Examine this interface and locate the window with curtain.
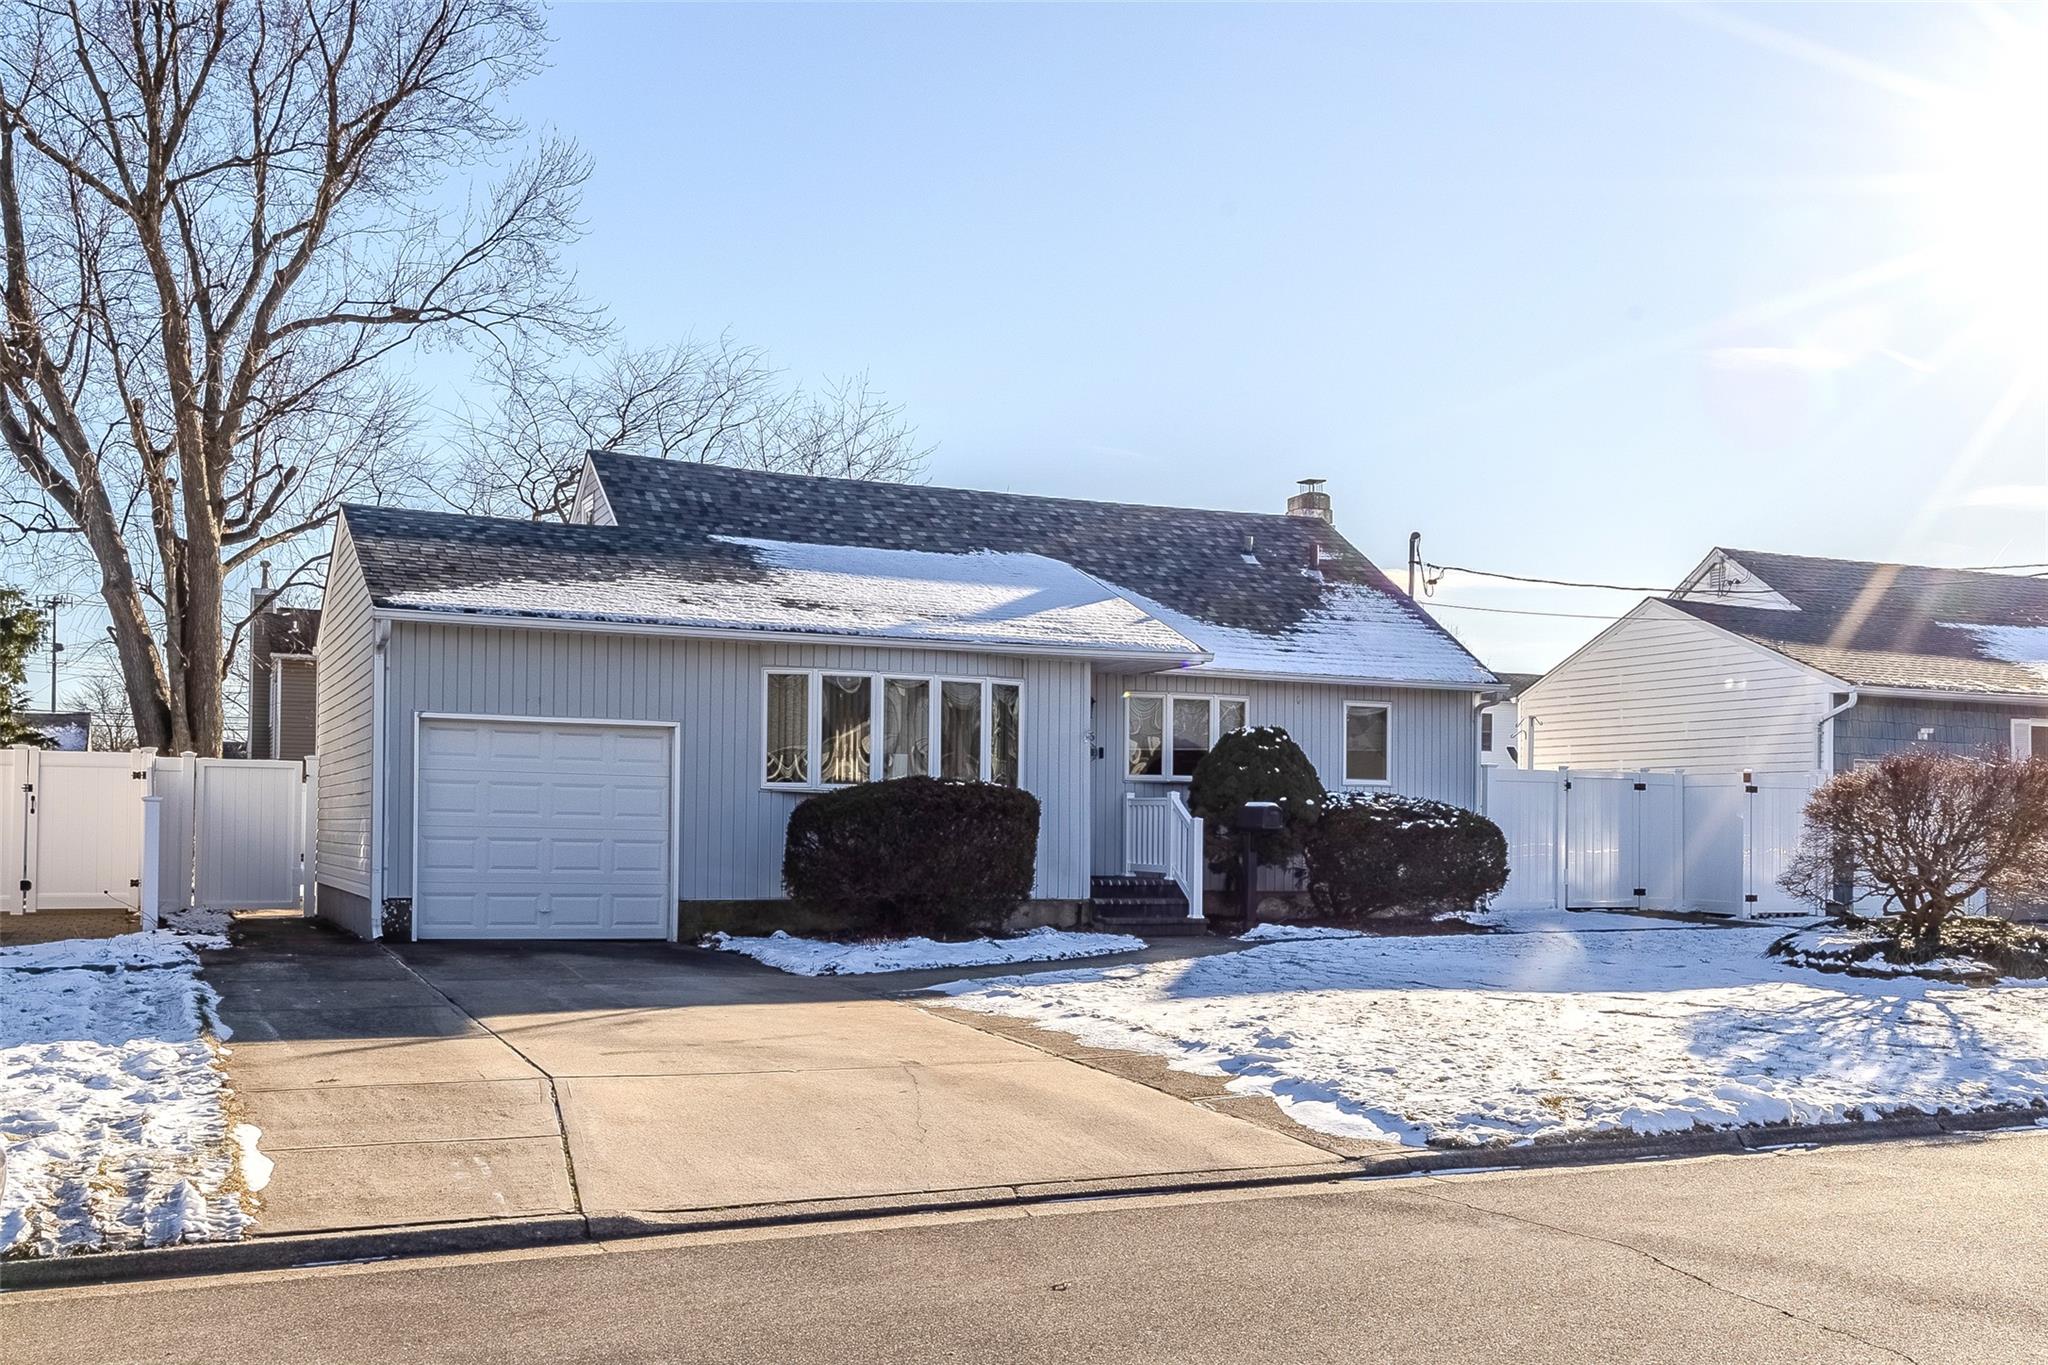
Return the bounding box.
[820,675,872,784]
[1127,693,1248,779]
[882,679,930,778]
[1345,703,1391,784]
[765,673,809,784]
[1126,695,1164,776]
[940,681,982,781]
[767,671,1020,789]
[990,683,1021,787]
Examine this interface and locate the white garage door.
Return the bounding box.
[415,718,674,940]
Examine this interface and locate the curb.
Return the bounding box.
[6,1108,2042,1291]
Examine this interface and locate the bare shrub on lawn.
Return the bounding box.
[1781,749,2048,943]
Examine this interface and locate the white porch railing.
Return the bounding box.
[1124,791,1205,919]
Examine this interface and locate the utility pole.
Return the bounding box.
[39,595,69,712]
[1407,532,1422,598]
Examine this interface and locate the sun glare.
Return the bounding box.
[1920,22,2048,352]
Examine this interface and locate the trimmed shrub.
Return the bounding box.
[782,777,1040,938]
[1187,726,1324,882]
[1302,793,1508,922]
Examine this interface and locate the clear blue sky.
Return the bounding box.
[493,3,2045,674]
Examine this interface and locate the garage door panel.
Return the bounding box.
[416,719,674,940]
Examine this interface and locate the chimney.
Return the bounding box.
[1286,478,1333,526]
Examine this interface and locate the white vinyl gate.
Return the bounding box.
[1,744,316,927]
[1487,766,1820,917]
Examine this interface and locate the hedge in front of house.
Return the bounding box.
[1302,792,1508,922]
[781,777,1041,938]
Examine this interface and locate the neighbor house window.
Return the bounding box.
[1127,693,1250,780]
[766,670,1021,789]
[1344,703,1391,784]
[1480,712,1494,752]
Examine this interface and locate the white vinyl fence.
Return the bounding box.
[1,745,317,929]
[1485,766,1821,917]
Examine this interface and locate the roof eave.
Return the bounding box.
[368,604,1212,669]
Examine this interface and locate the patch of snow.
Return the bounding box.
[234,1124,273,1193]
[1,933,252,1256]
[390,537,1205,660]
[1942,622,2048,683]
[703,926,1146,976]
[933,922,2048,1147]
[1103,578,1493,687]
[164,906,234,939]
[1237,923,1365,943]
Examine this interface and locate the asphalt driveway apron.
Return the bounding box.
[205,919,1325,1236]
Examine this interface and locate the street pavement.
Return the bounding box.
[11,1128,2045,1363]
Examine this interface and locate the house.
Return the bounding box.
[1478,672,1540,767]
[19,709,91,751]
[310,452,1498,942]
[1518,548,2048,776]
[247,589,319,762]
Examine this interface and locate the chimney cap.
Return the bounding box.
[1297,478,1326,491]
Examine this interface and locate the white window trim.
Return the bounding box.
[1123,691,1250,783]
[1342,701,1394,786]
[761,668,1024,792]
[2011,718,2048,759]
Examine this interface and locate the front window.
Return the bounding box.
[1127,693,1249,780]
[767,670,1021,788]
[820,675,873,784]
[1345,703,1391,784]
[766,673,810,784]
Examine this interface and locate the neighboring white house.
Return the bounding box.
[1478,672,1540,767]
[1518,547,2048,776]
[310,453,1501,942]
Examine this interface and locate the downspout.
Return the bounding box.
[1473,694,1492,813]
[369,619,391,940]
[1817,690,1858,773]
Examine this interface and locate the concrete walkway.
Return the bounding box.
[205,918,1325,1236]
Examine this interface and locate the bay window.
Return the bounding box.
[765,670,1022,789]
[1126,692,1249,780]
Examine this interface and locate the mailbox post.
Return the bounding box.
[1235,801,1285,928]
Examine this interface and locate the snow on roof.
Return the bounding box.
[1104,577,1497,686]
[379,529,1205,659]
[1941,623,2048,684]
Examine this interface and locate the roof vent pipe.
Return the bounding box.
[1286,478,1334,526]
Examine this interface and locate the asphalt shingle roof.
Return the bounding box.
[338,453,1496,687]
[1666,549,2048,697]
[584,453,1495,686]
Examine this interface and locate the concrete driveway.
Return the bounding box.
[206,918,1327,1236]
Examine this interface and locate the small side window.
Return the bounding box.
[1344,703,1390,784]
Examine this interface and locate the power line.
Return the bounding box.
[1421,601,1623,621]
[1424,564,1778,596]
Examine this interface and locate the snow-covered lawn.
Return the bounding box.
[1,929,259,1258]
[932,918,2048,1147]
[703,926,1146,976]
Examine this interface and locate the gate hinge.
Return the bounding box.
[17,879,28,894]
[1633,887,1648,897]
[1744,894,1759,903]
[1744,784,1759,794]
[129,878,141,888]
[1562,780,1572,790]
[1632,782,1647,791]
[131,770,147,780]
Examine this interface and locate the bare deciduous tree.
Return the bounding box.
[1781,749,2048,940]
[450,337,930,522]
[0,0,592,754]
[68,669,134,751]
